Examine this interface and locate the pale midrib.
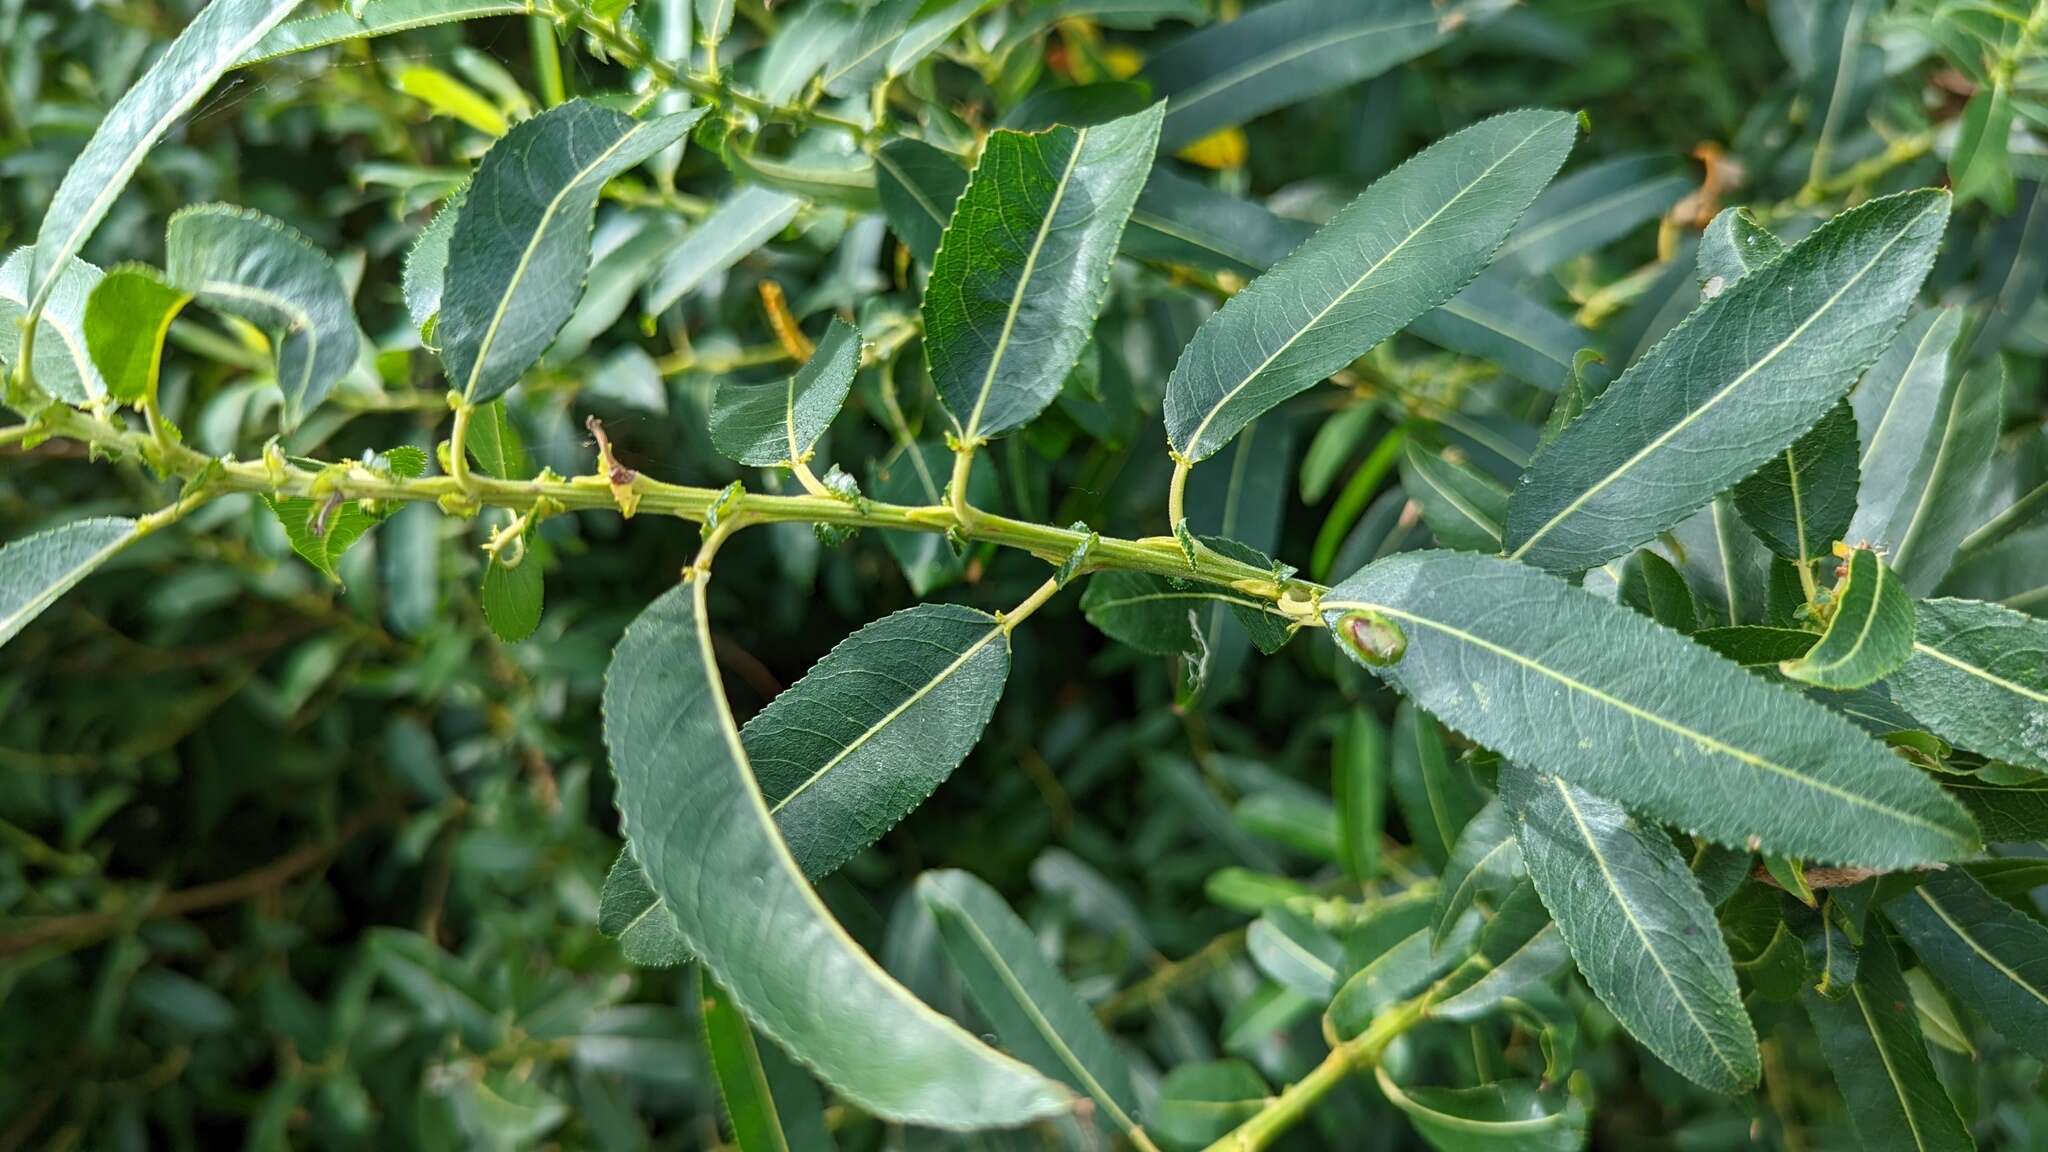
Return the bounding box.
[1892,369,1975,574]
[943,902,1139,1133]
[1812,0,1867,173]
[34,10,287,312]
[1850,982,1933,1152]
[462,123,653,399]
[1510,200,1939,562]
[198,279,318,402]
[1797,559,1888,677]
[1712,499,1742,625]
[1420,459,1503,541]
[1319,596,1959,837]
[1500,174,1685,263]
[1787,443,1811,567]
[1442,838,1517,930]
[874,148,949,228]
[1915,888,2048,1008]
[1163,14,1437,122]
[1437,292,1569,376]
[1554,780,1747,1085]
[1912,641,2048,705]
[1259,921,1337,985]
[1129,208,1268,271]
[768,626,1003,815]
[1181,119,1556,459]
[964,129,1090,440]
[1093,590,1277,615]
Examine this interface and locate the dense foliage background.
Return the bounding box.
[3,0,2047,1148]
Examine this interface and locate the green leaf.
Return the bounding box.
[724,135,879,213]
[1616,549,1700,634]
[1951,83,2016,212]
[1126,165,1312,277]
[924,103,1163,443]
[1327,918,1473,1038]
[1889,598,2048,773]
[1696,205,1787,295]
[1235,792,1340,861]
[0,517,137,651]
[917,869,1142,1136]
[1323,551,1977,867]
[874,139,967,267]
[237,0,535,65]
[1505,190,1950,572]
[26,0,302,323]
[1374,1068,1589,1152]
[1942,773,2048,843]
[699,968,835,1152]
[1500,763,1760,1094]
[1247,905,1346,1001]
[1850,308,1963,542]
[482,553,543,643]
[1692,625,1818,667]
[1871,360,2004,596]
[818,0,919,97]
[464,399,528,480]
[263,449,425,581]
[710,319,861,468]
[604,581,1070,1125]
[1153,1059,1270,1148]
[1142,0,1460,151]
[1411,274,1597,391]
[1401,442,1510,553]
[1882,868,2048,1061]
[868,441,992,595]
[1390,699,1485,868]
[1802,925,1973,1152]
[1733,401,1860,567]
[165,204,359,429]
[645,186,801,313]
[84,266,191,406]
[1186,420,1296,695]
[0,249,106,405]
[1165,110,1576,463]
[440,100,703,403]
[403,187,464,338]
[1334,708,1388,884]
[1435,800,1525,955]
[1500,152,1693,276]
[1780,547,1913,690]
[1080,572,1286,660]
[598,847,691,967]
[1432,882,1570,1021]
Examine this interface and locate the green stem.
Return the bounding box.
[1198,995,1429,1152]
[448,401,477,493]
[529,14,569,107]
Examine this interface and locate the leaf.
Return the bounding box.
[1126,164,1313,277]
[165,205,359,429]
[917,869,1142,1136]
[1850,308,1964,542]
[1411,273,1597,391]
[403,188,465,338]
[598,848,691,967]
[1390,699,1485,868]
[1871,360,2004,596]
[1080,572,1284,660]
[604,581,1070,1125]
[396,65,509,136]
[710,319,862,468]
[264,449,426,581]
[1882,868,2048,1061]
[1235,792,1339,861]
[817,0,919,96]
[1500,763,1759,1094]
[874,139,967,267]
[439,100,703,404]
[1432,882,1571,1020]
[1435,800,1525,955]
[724,135,879,212]
[26,0,302,322]
[699,969,835,1152]
[1733,401,1860,567]
[1374,1068,1589,1152]
[1154,1060,1270,1148]
[0,517,137,651]
[1802,925,1973,1152]
[1186,419,1296,695]
[886,0,994,79]
[1247,906,1346,1001]
[1889,598,2048,773]
[1942,774,2048,843]
[84,266,192,407]
[1499,152,1693,276]
[1323,551,1977,867]
[240,0,533,64]
[1334,709,1387,884]
[1780,547,1913,690]
[1326,917,1474,1038]
[1400,443,1510,552]
[924,103,1163,444]
[1692,625,1818,667]
[0,249,106,405]
[868,441,991,595]
[482,553,543,643]
[1951,83,2016,212]
[1164,110,1576,463]
[1505,190,1950,572]
[645,186,802,314]
[1142,0,1458,152]
[1617,549,1700,634]
[464,399,528,480]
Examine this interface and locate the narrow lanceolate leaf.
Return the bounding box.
[874,139,967,267]
[1883,868,2048,1061]
[1889,598,2048,773]
[403,187,464,338]
[0,517,137,651]
[1501,764,1760,1094]
[1781,547,1913,690]
[165,205,358,429]
[604,581,1070,1125]
[1154,1061,1269,1148]
[1142,0,1454,151]
[84,267,191,406]
[1126,165,1312,277]
[1433,882,1571,1020]
[1618,549,1701,634]
[0,249,106,405]
[1334,709,1387,884]
[599,848,691,967]
[1506,190,1950,572]
[26,0,301,318]
[1247,906,1346,1001]
[1697,205,1787,294]
[1733,401,1860,567]
[924,104,1163,444]
[1803,926,1974,1152]
[1391,699,1485,868]
[699,969,835,1152]
[1500,152,1693,276]
[1851,308,1963,538]
[917,870,1141,1137]
[1873,361,2003,597]
[1164,110,1576,463]
[1411,273,1595,391]
[645,186,801,313]
[440,100,703,404]
[1400,442,1510,552]
[1080,572,1285,659]
[1323,551,1978,867]
[1374,1068,1588,1152]
[711,319,861,468]
[1943,774,2048,844]
[237,0,536,66]
[1434,800,1524,954]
